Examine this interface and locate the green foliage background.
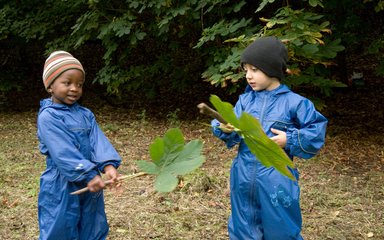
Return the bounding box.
[1,0,383,108]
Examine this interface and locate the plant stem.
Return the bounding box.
[70,172,147,195]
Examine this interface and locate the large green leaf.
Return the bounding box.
[137,128,205,192]
[210,95,295,180]
[210,95,239,127]
[163,128,185,148]
[149,137,164,165]
[148,128,185,169]
[154,172,179,193]
[164,140,205,175]
[136,160,159,175]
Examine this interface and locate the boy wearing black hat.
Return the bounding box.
[211,37,328,239]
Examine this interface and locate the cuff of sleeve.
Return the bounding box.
[225,132,241,148]
[98,161,120,173]
[285,129,294,152]
[84,170,98,183]
[211,119,240,148]
[211,119,220,128]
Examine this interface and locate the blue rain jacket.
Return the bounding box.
[212,84,327,239]
[37,98,121,240]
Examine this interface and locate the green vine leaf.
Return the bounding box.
[137,128,205,192]
[210,95,296,180]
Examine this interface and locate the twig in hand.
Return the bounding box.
[70,172,147,195]
[197,103,227,124]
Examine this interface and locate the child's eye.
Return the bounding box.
[242,64,258,72]
[243,67,258,73]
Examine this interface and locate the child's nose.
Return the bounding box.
[245,70,251,79]
[70,85,80,91]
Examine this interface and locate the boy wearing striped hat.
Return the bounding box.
[37,51,121,239]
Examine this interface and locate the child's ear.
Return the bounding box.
[47,88,53,93]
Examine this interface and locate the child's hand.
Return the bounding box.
[87,175,105,192]
[103,165,120,190]
[270,128,287,148]
[219,123,235,133]
[104,165,118,182]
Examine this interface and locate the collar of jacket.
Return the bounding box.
[245,84,290,95]
[39,98,79,113]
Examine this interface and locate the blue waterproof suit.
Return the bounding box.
[37,98,121,240]
[212,85,327,239]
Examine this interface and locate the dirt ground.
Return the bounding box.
[0,70,383,239]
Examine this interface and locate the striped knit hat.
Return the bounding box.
[42,51,85,89]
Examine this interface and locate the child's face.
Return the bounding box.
[243,63,280,91]
[48,69,84,105]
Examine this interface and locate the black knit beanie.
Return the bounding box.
[240,36,288,81]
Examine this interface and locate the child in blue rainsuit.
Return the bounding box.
[37,51,122,240]
[211,37,328,239]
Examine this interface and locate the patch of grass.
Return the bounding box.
[0,111,43,239]
[0,109,383,239]
[298,151,384,240]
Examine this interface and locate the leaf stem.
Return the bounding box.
[69,172,147,195]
